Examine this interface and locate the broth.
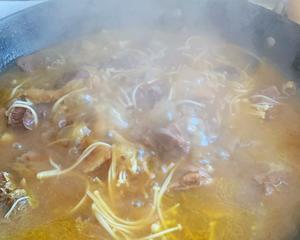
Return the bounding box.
[0,29,300,240]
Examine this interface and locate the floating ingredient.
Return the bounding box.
[0,172,31,222]
[6,99,38,130]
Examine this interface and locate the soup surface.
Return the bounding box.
[0,29,300,240]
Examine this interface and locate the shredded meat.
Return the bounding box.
[0,172,31,221]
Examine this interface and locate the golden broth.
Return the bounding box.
[0,30,300,240]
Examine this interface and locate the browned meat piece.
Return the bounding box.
[156,124,190,154]
[135,81,168,110]
[0,172,31,221]
[6,99,38,130]
[254,171,288,196]
[143,123,190,157]
[171,160,214,191]
[16,53,46,72]
[182,172,204,185]
[7,107,26,128]
[172,168,213,190]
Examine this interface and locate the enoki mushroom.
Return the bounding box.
[88,165,181,240]
[37,141,112,179]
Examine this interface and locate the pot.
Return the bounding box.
[1,0,300,238]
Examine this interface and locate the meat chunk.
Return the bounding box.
[156,124,190,154]
[143,123,190,157]
[135,81,168,110]
[172,163,214,190]
[7,107,26,128]
[254,171,288,196]
[6,99,38,130]
[172,168,213,190]
[0,172,31,221]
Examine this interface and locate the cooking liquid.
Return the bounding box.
[0,30,300,240]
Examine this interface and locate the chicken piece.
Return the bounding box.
[0,172,31,221]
